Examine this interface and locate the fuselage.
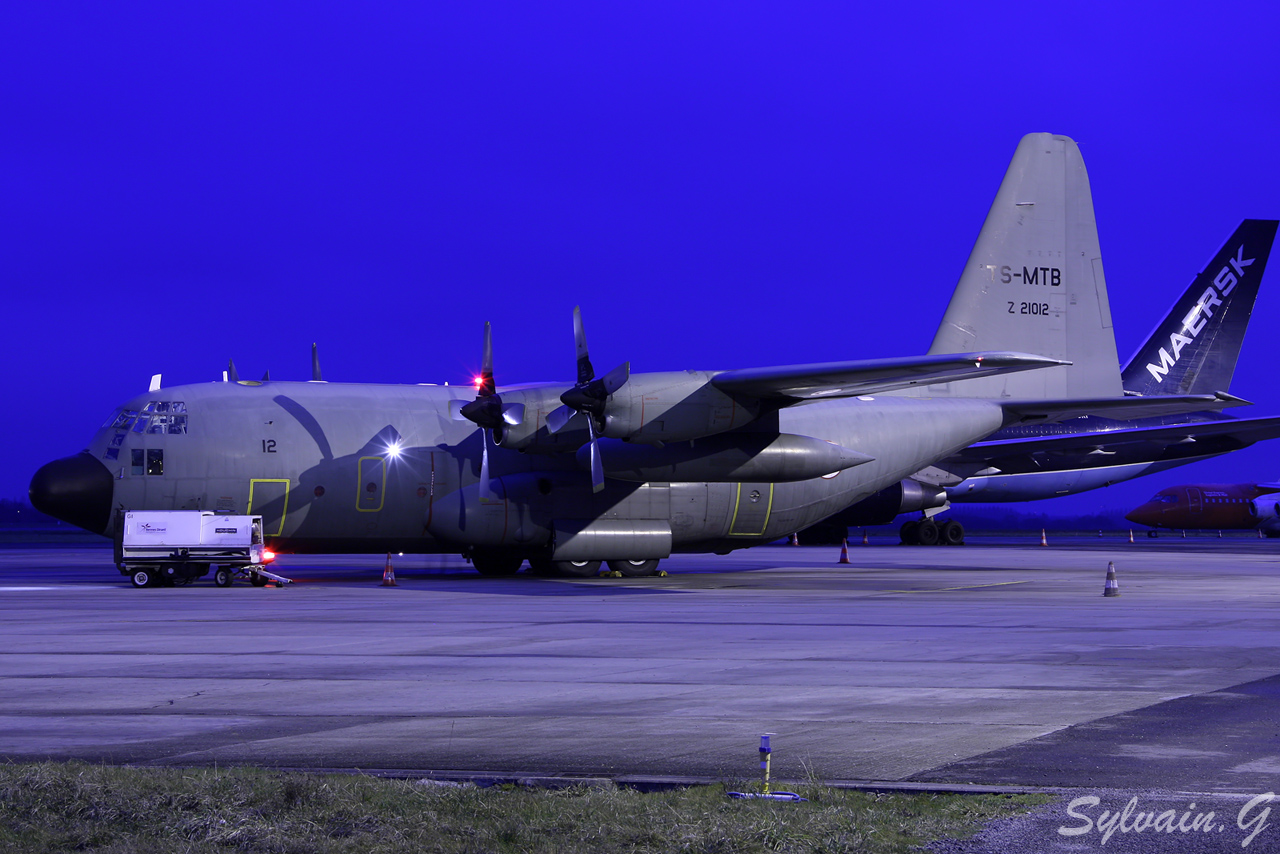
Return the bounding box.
[32,377,1007,558]
[945,411,1242,502]
[1125,483,1280,532]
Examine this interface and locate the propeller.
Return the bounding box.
[311,343,323,381]
[451,322,524,501]
[546,306,629,493]
[227,359,240,382]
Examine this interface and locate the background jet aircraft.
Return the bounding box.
[824,132,1279,545]
[1126,482,1280,537]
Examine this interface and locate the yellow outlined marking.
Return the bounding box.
[247,478,290,537]
[356,455,386,512]
[728,483,774,536]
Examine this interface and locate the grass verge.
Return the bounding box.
[0,761,1048,853]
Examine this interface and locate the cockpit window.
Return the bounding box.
[105,410,139,430]
[112,402,187,435]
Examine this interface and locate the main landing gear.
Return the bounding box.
[899,518,965,546]
[469,550,664,578]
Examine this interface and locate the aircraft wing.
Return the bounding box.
[953,413,1280,462]
[710,351,1068,401]
[999,391,1250,425]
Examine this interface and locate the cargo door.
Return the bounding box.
[728,482,773,536]
[248,478,290,537]
[357,456,386,512]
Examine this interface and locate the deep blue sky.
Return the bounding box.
[5,4,1280,517]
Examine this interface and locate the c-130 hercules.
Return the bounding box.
[30,134,1241,577]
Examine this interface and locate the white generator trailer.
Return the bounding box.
[114,511,288,588]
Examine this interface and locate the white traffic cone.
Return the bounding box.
[1128,529,1134,544]
[382,552,397,587]
[1040,528,1047,546]
[1103,561,1120,597]
[861,529,869,545]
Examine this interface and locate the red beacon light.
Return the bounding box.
[261,549,277,563]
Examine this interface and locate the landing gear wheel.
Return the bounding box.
[250,572,268,587]
[940,520,965,546]
[915,519,939,546]
[214,567,233,587]
[130,569,155,588]
[553,559,602,578]
[472,553,524,576]
[606,558,660,577]
[899,520,919,545]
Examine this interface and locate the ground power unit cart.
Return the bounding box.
[114,511,288,588]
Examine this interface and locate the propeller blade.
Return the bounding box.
[501,403,525,426]
[478,430,494,502]
[311,343,323,381]
[476,321,495,396]
[262,369,270,381]
[587,418,604,493]
[228,359,240,382]
[573,305,595,385]
[600,361,630,395]
[547,404,582,434]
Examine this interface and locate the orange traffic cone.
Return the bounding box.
[1260,529,1266,539]
[1128,529,1134,544]
[861,529,869,545]
[790,532,799,546]
[1040,528,1048,546]
[1103,561,1120,597]
[838,539,850,564]
[382,552,397,587]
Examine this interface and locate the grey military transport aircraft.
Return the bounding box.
[29,133,1245,577]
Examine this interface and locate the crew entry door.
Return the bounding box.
[728,483,773,537]
[357,456,386,512]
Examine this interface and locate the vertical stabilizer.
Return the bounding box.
[1121,219,1277,396]
[927,133,1121,399]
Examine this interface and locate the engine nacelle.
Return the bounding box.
[830,479,949,526]
[1250,495,1280,523]
[600,371,759,443]
[581,433,872,483]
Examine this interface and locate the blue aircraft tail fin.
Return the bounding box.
[1122,219,1278,396]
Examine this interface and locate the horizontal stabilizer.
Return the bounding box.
[957,413,1280,462]
[1000,391,1248,426]
[711,351,1068,401]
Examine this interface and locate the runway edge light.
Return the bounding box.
[727,733,806,802]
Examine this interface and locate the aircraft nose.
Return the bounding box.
[29,452,114,536]
[1124,504,1157,527]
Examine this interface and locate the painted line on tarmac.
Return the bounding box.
[0,586,115,591]
[880,580,1031,594]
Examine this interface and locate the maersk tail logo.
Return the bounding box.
[1145,244,1255,382]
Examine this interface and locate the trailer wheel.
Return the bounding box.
[130,568,155,588]
[250,572,268,587]
[214,567,233,587]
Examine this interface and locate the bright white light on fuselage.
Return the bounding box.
[387,441,402,459]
